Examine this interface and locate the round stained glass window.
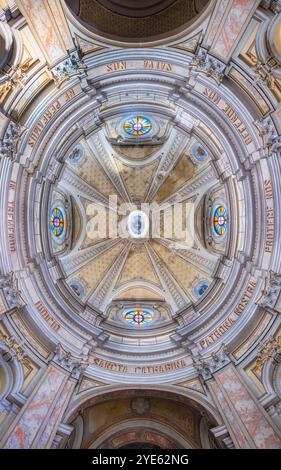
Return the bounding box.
[68,145,84,164]
[50,208,64,237]
[194,280,209,298]
[69,280,85,298]
[193,143,207,161]
[123,309,153,327]
[124,116,152,136]
[213,206,228,236]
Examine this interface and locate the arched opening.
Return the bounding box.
[63,385,222,449]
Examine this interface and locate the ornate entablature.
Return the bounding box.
[0,0,281,450]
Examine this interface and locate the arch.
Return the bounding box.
[64,383,222,425]
[88,419,193,449]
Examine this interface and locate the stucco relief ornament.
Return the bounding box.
[0,332,28,364]
[259,272,281,309]
[0,120,21,161]
[256,335,281,368]
[130,397,151,415]
[191,48,226,84]
[0,272,23,309]
[51,49,86,86]
[53,344,89,379]
[253,58,281,99]
[261,0,281,13]
[256,116,281,156]
[193,344,231,381]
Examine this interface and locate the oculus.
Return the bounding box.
[50,208,64,237]
[213,206,228,236]
[68,145,84,164]
[194,280,209,297]
[69,280,85,298]
[192,143,207,162]
[123,309,153,327]
[128,210,149,238]
[124,116,152,136]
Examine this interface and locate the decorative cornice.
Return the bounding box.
[0,273,23,309]
[0,120,22,161]
[191,48,226,84]
[52,344,88,379]
[259,272,281,309]
[260,0,281,14]
[192,344,231,381]
[0,331,28,364]
[51,49,87,86]
[256,116,281,156]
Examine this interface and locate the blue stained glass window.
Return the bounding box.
[69,280,85,298]
[124,116,152,136]
[193,143,207,161]
[213,206,228,236]
[123,309,153,327]
[50,208,64,236]
[194,280,209,298]
[68,145,84,164]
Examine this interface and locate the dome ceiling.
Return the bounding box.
[93,0,178,17]
[0,0,280,395]
[54,114,221,320]
[65,0,211,43]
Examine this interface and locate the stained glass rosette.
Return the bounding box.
[213,206,228,236]
[50,208,64,237]
[124,116,152,136]
[123,309,153,327]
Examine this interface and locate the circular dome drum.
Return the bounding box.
[65,0,212,44]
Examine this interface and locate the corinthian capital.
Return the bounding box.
[53,344,89,379]
[193,344,231,381]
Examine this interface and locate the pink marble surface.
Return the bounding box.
[4,366,65,448]
[47,0,73,50]
[216,365,281,449]
[36,380,74,448]
[212,0,257,59]
[209,380,251,448]
[206,0,228,47]
[20,0,66,63]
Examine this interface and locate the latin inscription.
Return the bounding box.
[106,60,173,73]
[28,88,76,148]
[199,281,257,348]
[264,179,274,253]
[35,301,60,332]
[7,201,16,252]
[92,357,186,374]
[203,87,253,146]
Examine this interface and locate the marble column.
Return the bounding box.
[0,345,87,449]
[194,346,281,449]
